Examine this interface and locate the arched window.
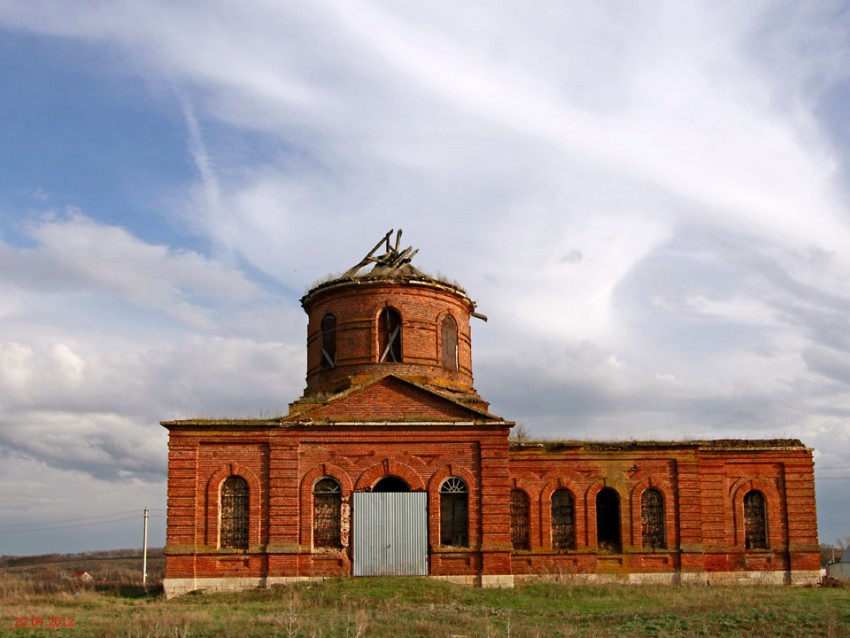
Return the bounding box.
[440,477,469,547]
[641,488,666,549]
[378,308,402,362]
[220,476,249,549]
[510,489,530,550]
[744,490,768,549]
[551,489,575,550]
[313,477,342,548]
[320,314,336,370]
[441,315,458,371]
[596,488,621,553]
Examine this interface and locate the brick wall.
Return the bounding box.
[162,268,819,594]
[296,376,484,422]
[164,427,819,586]
[300,280,477,396]
[506,442,820,578]
[164,422,514,582]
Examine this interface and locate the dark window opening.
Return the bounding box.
[320,314,336,370]
[744,490,768,549]
[551,489,575,550]
[220,476,249,549]
[441,315,458,371]
[641,488,666,549]
[440,477,469,547]
[372,475,410,492]
[596,488,621,553]
[510,489,530,550]
[378,308,402,362]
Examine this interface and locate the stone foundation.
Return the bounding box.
[515,572,679,585]
[165,569,820,598]
[516,569,820,587]
[165,573,517,598]
[163,576,327,599]
[479,574,515,588]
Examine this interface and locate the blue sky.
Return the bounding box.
[0,1,849,555]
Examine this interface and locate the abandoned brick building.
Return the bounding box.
[162,231,820,597]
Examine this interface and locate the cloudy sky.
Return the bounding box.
[1,1,849,555]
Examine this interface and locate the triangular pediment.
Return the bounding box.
[284,375,504,424]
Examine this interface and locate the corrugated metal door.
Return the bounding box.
[352,492,428,576]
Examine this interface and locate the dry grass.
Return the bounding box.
[2,572,849,637]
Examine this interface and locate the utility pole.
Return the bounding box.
[142,508,149,587]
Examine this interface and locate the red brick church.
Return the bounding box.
[162,231,820,597]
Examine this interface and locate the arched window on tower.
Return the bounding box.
[551,489,575,550]
[313,477,342,548]
[441,315,458,371]
[744,490,768,549]
[320,314,336,370]
[439,477,469,547]
[641,488,666,549]
[510,489,530,550]
[378,308,402,362]
[220,476,249,549]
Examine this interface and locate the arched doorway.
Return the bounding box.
[372,475,410,492]
[596,488,621,553]
[353,475,426,576]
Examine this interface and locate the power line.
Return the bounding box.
[0,514,142,534]
[0,509,140,529]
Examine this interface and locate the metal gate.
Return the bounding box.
[352,492,428,576]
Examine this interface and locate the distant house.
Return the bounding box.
[69,571,93,582]
[827,548,850,582]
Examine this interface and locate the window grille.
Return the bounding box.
[641,488,666,549]
[744,490,768,549]
[441,315,458,371]
[313,477,342,548]
[439,477,469,547]
[551,489,575,550]
[320,314,336,369]
[220,476,249,549]
[596,488,621,553]
[378,308,402,362]
[510,489,530,550]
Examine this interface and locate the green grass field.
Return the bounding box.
[3,570,850,637]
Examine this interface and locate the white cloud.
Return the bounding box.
[0,212,270,328]
[0,213,304,554]
[1,1,849,549]
[0,453,167,555]
[0,342,37,391]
